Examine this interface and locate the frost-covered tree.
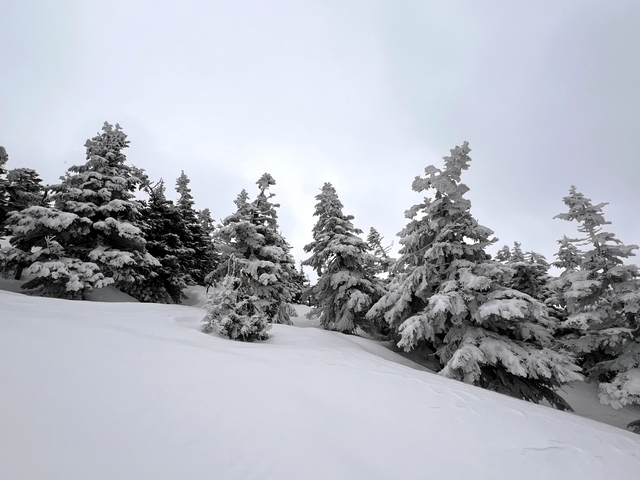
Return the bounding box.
[5,168,47,212]
[290,261,311,304]
[51,122,158,296]
[367,227,394,275]
[497,242,552,303]
[552,186,640,408]
[202,257,271,341]
[367,143,581,408]
[198,208,217,236]
[176,170,194,210]
[0,122,159,299]
[303,183,386,334]
[206,174,298,329]
[0,149,47,230]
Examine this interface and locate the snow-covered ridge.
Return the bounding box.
[1,289,639,479]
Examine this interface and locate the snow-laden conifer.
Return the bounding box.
[367,143,581,408]
[5,168,46,212]
[198,208,217,236]
[134,180,190,303]
[202,256,271,341]
[172,171,217,285]
[497,242,553,303]
[303,183,386,334]
[19,235,113,298]
[175,170,195,211]
[51,122,158,296]
[552,186,640,408]
[205,174,298,330]
[0,123,159,299]
[367,227,394,275]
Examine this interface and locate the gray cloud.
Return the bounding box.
[2,0,639,269]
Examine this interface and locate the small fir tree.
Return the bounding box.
[5,168,46,212]
[303,183,386,334]
[290,261,311,304]
[202,256,271,341]
[176,170,195,210]
[552,186,640,408]
[367,143,581,408]
[198,208,217,236]
[367,227,394,275]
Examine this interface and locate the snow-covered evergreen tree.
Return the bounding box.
[367,143,581,408]
[497,242,552,303]
[552,186,640,408]
[198,208,217,236]
[173,171,217,285]
[202,256,271,341]
[51,122,158,296]
[135,180,190,303]
[0,122,159,299]
[303,183,386,334]
[5,168,47,211]
[205,174,298,328]
[290,261,311,304]
[175,170,194,210]
[367,227,394,275]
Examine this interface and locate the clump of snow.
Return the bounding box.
[1,289,640,479]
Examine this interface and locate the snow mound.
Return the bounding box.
[1,289,639,480]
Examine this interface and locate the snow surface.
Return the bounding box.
[1,289,640,479]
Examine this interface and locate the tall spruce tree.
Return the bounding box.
[135,180,191,303]
[367,143,581,409]
[552,186,640,408]
[203,174,298,340]
[173,171,217,285]
[303,183,386,334]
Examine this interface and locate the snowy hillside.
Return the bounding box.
[1,289,640,480]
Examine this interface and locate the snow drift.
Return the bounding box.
[1,289,639,480]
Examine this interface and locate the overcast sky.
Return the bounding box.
[2,0,639,270]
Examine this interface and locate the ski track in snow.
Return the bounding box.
[1,288,640,480]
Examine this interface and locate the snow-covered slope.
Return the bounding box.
[1,289,639,480]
